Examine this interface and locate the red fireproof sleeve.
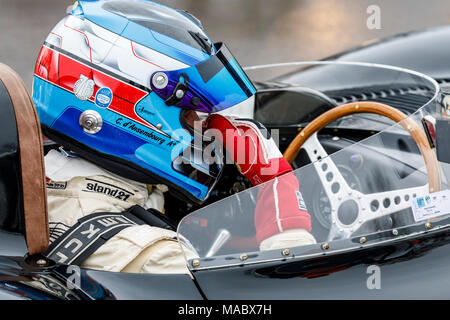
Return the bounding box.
[254,172,312,245]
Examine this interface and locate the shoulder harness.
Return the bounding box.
[44,205,176,265]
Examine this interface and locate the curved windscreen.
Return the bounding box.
[177,62,450,270]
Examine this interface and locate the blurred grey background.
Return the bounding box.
[1,0,450,88]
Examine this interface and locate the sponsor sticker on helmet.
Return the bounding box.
[95,87,113,108]
[74,75,95,101]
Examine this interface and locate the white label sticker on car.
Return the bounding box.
[411,189,450,222]
[296,190,308,211]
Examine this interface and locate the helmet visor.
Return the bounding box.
[150,42,256,113]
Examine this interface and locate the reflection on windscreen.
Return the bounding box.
[178,62,450,269]
[254,88,335,125]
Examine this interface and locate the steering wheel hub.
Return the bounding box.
[337,199,359,226]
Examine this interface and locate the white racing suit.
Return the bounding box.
[45,149,196,274]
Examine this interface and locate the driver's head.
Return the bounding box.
[32,0,256,204]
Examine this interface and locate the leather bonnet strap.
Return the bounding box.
[0,63,49,254]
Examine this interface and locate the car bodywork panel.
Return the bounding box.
[192,228,450,299]
[327,25,450,82]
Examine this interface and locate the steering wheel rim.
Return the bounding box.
[283,101,441,240]
[284,101,440,193]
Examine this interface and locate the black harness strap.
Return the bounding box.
[45,209,146,265]
[127,205,177,231]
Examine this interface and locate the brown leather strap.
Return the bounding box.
[283,101,441,193]
[0,63,49,254]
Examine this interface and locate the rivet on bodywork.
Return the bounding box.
[192,259,200,267]
[36,259,48,266]
[322,243,330,250]
[282,249,290,256]
[392,229,399,236]
[360,237,367,244]
[425,222,432,230]
[240,253,248,261]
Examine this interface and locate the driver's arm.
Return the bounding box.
[205,115,316,250]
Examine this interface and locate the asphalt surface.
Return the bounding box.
[0,0,450,88]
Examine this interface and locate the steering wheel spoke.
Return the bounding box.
[358,184,429,222]
[326,184,429,240]
[302,133,353,207]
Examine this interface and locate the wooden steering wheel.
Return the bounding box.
[283,101,441,240]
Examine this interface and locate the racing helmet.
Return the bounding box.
[32,0,256,203]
